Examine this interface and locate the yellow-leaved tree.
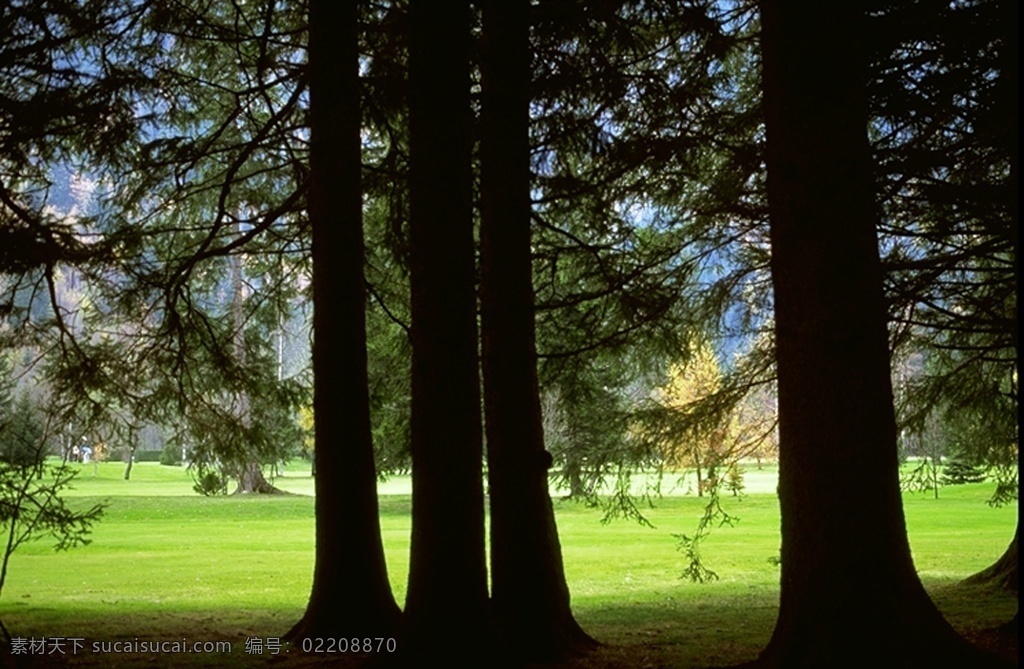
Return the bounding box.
[651,338,778,496]
[655,339,728,495]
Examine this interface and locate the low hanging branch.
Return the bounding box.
[0,458,105,643]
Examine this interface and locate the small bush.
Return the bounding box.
[192,468,229,496]
[159,443,183,466]
[725,465,745,497]
[941,460,987,485]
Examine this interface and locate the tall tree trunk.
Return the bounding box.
[752,3,1008,666]
[403,0,497,661]
[965,0,1019,608]
[287,0,400,640]
[970,0,1019,614]
[479,0,595,661]
[229,243,284,495]
[122,426,137,481]
[228,219,284,495]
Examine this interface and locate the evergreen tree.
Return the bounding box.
[480,0,594,659]
[287,0,400,640]
[0,392,46,468]
[940,460,988,486]
[54,0,312,493]
[403,0,499,660]
[756,2,1005,665]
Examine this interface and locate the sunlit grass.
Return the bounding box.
[0,461,1015,667]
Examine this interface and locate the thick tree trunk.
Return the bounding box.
[479,0,595,661]
[287,0,400,640]
[565,460,588,499]
[965,0,1017,613]
[402,1,498,662]
[752,3,1009,667]
[233,462,286,495]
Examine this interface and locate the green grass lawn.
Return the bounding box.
[0,461,1016,668]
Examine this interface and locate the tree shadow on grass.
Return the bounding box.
[529,580,1016,669]
[0,581,1014,669]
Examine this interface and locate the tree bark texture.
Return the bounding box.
[402,0,496,661]
[479,0,595,661]
[288,0,400,640]
[755,3,1009,666]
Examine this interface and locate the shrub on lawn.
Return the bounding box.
[941,460,988,485]
[192,465,229,496]
[160,442,183,466]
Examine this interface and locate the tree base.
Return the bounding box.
[360,616,518,669]
[962,529,1018,593]
[285,602,401,645]
[493,610,598,664]
[232,480,290,494]
[233,463,290,494]
[724,617,1013,669]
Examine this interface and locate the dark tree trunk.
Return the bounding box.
[479,0,595,661]
[752,3,1008,666]
[966,0,1018,609]
[287,0,400,640]
[402,0,497,661]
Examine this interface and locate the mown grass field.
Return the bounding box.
[0,460,1016,668]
